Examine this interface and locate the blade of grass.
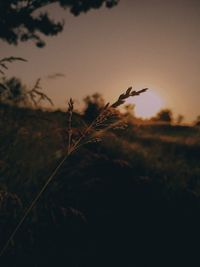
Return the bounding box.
[0,86,148,258]
[0,154,68,257]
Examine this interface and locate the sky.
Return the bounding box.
[1,0,200,122]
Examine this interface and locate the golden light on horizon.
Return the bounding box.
[128,89,165,119]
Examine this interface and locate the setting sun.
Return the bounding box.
[127,89,165,119]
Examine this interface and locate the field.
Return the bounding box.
[0,103,200,266]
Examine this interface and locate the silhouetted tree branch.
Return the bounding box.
[0,0,118,47]
[0,76,53,107]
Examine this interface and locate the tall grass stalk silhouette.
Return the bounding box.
[0,86,148,258]
[0,57,27,75]
[0,57,53,107]
[0,57,27,98]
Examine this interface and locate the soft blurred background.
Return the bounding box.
[0,1,200,266]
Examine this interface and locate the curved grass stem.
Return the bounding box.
[0,86,148,258]
[0,154,68,258]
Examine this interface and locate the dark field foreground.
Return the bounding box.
[0,104,200,266]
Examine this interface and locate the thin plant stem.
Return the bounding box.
[0,117,96,257]
[69,110,104,154]
[0,86,148,258]
[0,154,68,257]
[67,98,73,155]
[0,109,105,257]
[67,114,72,155]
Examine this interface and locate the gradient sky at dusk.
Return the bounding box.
[1,0,200,122]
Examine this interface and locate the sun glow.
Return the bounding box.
[127,89,165,119]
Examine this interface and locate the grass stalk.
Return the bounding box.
[0,154,68,257]
[0,86,148,258]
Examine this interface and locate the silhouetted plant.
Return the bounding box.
[154,109,173,124]
[0,77,27,105]
[83,93,105,122]
[123,103,135,118]
[0,76,53,107]
[176,114,184,125]
[27,78,54,106]
[0,57,27,75]
[0,57,27,105]
[0,86,148,257]
[194,115,200,127]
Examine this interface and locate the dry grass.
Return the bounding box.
[0,57,27,75]
[0,57,53,108]
[66,87,148,155]
[0,85,148,257]
[27,78,54,107]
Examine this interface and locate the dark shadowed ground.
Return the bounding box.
[0,104,200,266]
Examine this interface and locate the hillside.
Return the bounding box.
[0,103,200,266]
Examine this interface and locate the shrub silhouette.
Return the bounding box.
[83,93,105,122]
[176,114,184,125]
[0,77,27,106]
[0,76,53,108]
[194,115,200,127]
[154,108,173,123]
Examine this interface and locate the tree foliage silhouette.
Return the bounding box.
[0,77,27,105]
[83,93,105,122]
[0,76,53,107]
[0,0,118,47]
[194,115,200,127]
[155,109,173,124]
